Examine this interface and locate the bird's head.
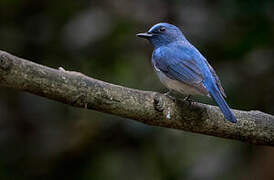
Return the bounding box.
[137,23,186,48]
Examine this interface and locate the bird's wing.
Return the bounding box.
[205,60,227,98]
[153,45,204,85]
[153,44,227,97]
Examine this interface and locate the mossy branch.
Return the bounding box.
[0,50,273,146]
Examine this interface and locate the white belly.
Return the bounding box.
[154,66,207,96]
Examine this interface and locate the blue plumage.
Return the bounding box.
[137,22,236,123]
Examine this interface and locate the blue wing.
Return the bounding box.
[152,43,236,122]
[205,60,226,98]
[153,44,204,85]
[153,43,226,97]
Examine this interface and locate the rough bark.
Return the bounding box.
[0,50,273,146]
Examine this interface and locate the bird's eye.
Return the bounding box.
[159,27,166,32]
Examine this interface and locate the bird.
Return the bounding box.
[136,23,237,123]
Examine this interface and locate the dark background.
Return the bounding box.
[0,0,274,179]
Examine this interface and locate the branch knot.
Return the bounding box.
[153,94,165,112]
[0,51,11,71]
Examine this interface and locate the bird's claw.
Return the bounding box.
[164,91,176,102]
[183,95,192,106]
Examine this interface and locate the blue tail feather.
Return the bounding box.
[205,83,237,123]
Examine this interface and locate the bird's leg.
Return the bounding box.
[164,90,176,102]
[183,95,192,106]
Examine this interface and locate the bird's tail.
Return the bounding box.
[205,83,237,123]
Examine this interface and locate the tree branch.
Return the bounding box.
[0,50,273,146]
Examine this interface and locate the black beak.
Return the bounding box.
[136,32,153,39]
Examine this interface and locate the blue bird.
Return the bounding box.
[137,23,236,123]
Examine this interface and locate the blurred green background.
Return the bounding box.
[0,0,274,179]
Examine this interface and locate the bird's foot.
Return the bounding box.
[183,95,192,106]
[164,91,176,102]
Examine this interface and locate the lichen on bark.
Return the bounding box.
[0,50,274,146]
